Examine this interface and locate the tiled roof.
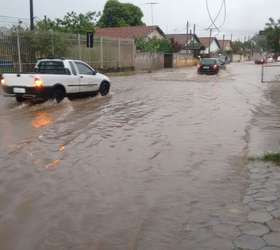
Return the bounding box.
[95,26,165,39]
[199,37,221,49]
[166,34,195,46]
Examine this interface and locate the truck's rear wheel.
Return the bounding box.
[99,81,110,96]
[16,96,25,103]
[53,87,65,103]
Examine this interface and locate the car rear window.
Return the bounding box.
[201,58,217,65]
[35,61,69,74]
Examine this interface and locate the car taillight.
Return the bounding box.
[34,77,44,88]
[197,64,201,69]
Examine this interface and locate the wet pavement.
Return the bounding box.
[0,63,278,250]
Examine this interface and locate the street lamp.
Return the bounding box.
[30,0,34,30]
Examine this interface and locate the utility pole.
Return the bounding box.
[208,28,213,55]
[186,21,189,54]
[30,0,34,30]
[145,2,159,25]
[17,20,23,73]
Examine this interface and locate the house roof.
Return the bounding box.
[199,37,221,49]
[95,26,165,39]
[166,34,200,46]
[218,40,232,50]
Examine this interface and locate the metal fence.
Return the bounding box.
[0,30,135,73]
[261,63,280,83]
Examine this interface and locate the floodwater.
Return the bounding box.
[0,63,271,250]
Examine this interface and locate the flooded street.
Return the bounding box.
[0,63,273,250]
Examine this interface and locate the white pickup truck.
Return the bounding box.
[0,59,111,103]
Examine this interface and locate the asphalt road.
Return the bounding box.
[0,63,272,250]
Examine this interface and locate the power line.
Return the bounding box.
[206,0,224,30]
[205,0,227,31]
[0,15,29,20]
[218,0,226,30]
[205,0,220,31]
[145,2,159,25]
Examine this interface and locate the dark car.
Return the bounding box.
[254,58,266,64]
[197,58,220,75]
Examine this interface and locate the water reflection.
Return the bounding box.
[45,159,61,171]
[32,112,53,128]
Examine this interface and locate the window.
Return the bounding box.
[201,58,217,65]
[75,62,94,75]
[36,61,68,74]
[69,61,77,75]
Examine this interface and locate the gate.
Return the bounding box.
[164,53,173,68]
[261,64,280,83]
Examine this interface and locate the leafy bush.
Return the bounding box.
[136,38,173,53]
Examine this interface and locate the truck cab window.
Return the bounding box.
[75,62,94,75]
[36,61,66,74]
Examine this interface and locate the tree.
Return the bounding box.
[251,34,268,52]
[135,38,173,53]
[98,0,144,27]
[36,11,100,34]
[231,41,244,54]
[262,18,280,53]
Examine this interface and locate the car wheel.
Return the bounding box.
[99,81,110,96]
[16,96,25,103]
[53,87,65,103]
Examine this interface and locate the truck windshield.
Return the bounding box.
[35,61,69,74]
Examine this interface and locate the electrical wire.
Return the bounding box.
[218,0,226,30]
[206,0,222,31]
[0,15,29,20]
[206,0,226,30]
[205,0,227,31]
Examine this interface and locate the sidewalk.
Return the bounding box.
[232,162,280,250]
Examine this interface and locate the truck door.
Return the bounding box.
[74,62,99,93]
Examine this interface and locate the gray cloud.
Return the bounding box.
[0,0,279,39]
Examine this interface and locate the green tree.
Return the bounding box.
[252,34,268,52]
[36,11,100,34]
[136,38,173,53]
[231,41,244,54]
[262,18,280,53]
[98,0,144,27]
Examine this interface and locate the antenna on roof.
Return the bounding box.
[145,2,159,25]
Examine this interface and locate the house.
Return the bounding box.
[199,37,221,55]
[95,26,166,40]
[166,34,203,55]
[218,39,233,52]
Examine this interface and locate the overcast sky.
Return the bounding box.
[0,0,279,40]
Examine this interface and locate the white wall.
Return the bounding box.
[201,41,220,54]
[135,52,164,71]
[147,30,165,40]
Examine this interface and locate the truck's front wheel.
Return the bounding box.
[53,87,65,103]
[99,81,110,96]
